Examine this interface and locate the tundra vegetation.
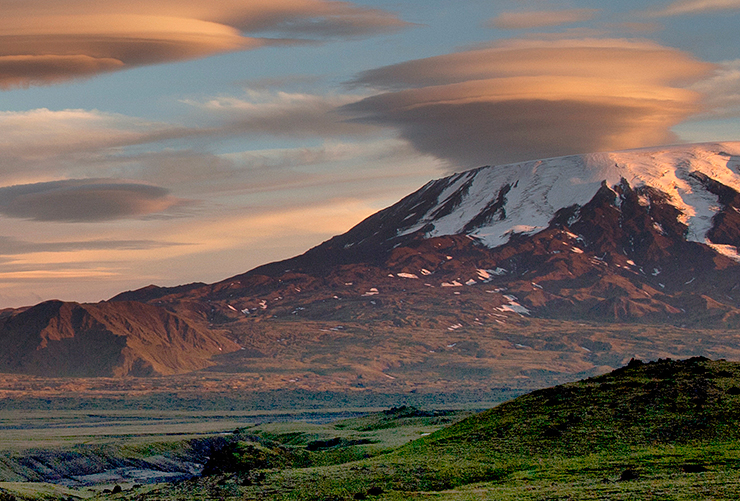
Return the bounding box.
[3,358,740,499]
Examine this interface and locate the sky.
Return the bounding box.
[0,0,740,307]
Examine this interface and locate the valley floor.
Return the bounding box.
[4,358,740,500]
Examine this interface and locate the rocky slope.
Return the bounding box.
[0,300,238,377]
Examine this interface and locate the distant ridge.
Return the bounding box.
[0,300,238,377]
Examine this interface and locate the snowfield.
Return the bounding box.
[400,142,740,259]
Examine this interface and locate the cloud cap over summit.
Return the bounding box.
[345,39,715,167]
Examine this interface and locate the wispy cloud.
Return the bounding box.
[644,0,740,17]
[0,90,440,225]
[344,39,715,168]
[0,236,187,255]
[689,59,740,119]
[487,9,599,30]
[184,89,377,138]
[0,0,409,88]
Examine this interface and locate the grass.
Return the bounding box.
[0,482,96,500]
[8,357,740,500]
[120,357,740,501]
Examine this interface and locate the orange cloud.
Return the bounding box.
[645,0,740,16]
[488,9,599,30]
[689,60,740,119]
[0,0,408,88]
[345,39,715,167]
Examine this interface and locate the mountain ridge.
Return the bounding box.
[132,141,740,324]
[0,300,239,377]
[5,142,740,380]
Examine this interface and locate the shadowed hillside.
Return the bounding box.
[0,300,239,377]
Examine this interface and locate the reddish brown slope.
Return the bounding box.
[0,300,239,377]
[114,177,740,328]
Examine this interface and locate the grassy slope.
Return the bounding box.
[147,357,740,500]
[8,357,740,500]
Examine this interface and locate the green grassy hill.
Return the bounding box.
[213,357,740,500]
[424,356,740,456]
[7,357,740,500]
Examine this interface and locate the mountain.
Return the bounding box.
[0,300,239,377]
[122,142,740,325]
[6,142,740,383]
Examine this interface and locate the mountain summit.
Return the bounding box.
[182,141,740,324]
[5,142,740,382]
[296,141,740,263]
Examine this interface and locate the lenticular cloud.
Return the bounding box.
[0,0,408,88]
[0,179,182,222]
[344,39,716,168]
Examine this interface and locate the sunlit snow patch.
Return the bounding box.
[496,295,531,315]
[707,243,740,262]
[397,273,419,279]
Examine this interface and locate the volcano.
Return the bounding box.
[5,142,740,384]
[126,141,740,325]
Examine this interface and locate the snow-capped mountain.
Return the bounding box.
[407,143,740,250]
[204,141,736,281]
[324,142,740,260]
[7,142,740,382]
[100,142,739,334]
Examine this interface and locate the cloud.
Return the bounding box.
[0,108,206,193]
[0,103,438,213]
[349,39,711,89]
[0,91,424,202]
[0,0,409,88]
[0,109,180,161]
[130,137,441,203]
[0,179,184,222]
[689,59,740,119]
[645,0,740,16]
[488,9,599,30]
[343,39,715,168]
[184,89,378,138]
[0,236,184,255]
